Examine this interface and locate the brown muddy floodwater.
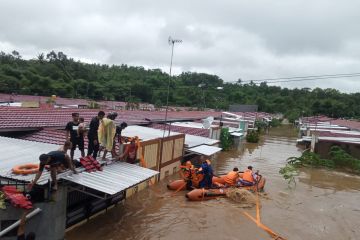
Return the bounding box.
[66,126,360,240]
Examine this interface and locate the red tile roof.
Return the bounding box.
[0,106,272,130]
[20,129,70,145]
[331,119,360,131]
[315,131,360,139]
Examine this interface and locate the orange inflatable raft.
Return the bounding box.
[185,176,266,201]
[167,173,244,191]
[167,172,204,191]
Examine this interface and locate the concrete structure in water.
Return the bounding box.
[297,117,360,159]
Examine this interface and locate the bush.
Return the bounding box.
[254,120,268,132]
[279,164,298,187]
[287,151,334,168]
[329,146,360,172]
[220,127,233,151]
[270,118,282,127]
[246,130,260,143]
[286,147,360,174]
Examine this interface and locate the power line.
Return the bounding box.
[235,72,360,83]
[262,74,360,84]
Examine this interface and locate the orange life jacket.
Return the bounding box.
[242,169,254,183]
[223,171,239,185]
[180,165,194,179]
[127,144,137,159]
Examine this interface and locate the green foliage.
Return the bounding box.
[329,146,360,172]
[1,50,360,118]
[279,164,298,187]
[286,147,360,174]
[254,120,268,132]
[270,118,282,127]
[287,151,335,168]
[220,127,233,151]
[246,130,260,143]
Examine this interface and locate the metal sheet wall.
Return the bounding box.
[173,138,184,159]
[161,140,174,163]
[144,143,159,169]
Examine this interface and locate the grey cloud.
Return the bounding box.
[0,0,360,92]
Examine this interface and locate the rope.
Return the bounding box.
[242,211,287,240]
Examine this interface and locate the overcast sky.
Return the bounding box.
[1,0,360,92]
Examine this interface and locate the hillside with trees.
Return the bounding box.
[1,50,360,121]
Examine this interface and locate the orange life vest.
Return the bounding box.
[127,144,137,159]
[223,171,239,185]
[180,165,194,179]
[242,169,254,183]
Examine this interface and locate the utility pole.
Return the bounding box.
[163,36,182,138]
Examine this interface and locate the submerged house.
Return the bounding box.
[297,118,360,159]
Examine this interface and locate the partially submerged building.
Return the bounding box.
[297,117,360,159]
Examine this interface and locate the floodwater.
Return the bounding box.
[66,126,360,240]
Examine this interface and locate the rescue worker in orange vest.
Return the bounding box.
[180,161,195,190]
[223,167,240,186]
[238,166,258,186]
[117,138,139,164]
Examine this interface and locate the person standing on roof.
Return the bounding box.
[65,113,85,160]
[29,151,76,191]
[115,122,128,155]
[98,112,117,160]
[17,210,36,240]
[87,111,105,159]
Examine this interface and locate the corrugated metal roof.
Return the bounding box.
[123,125,219,148]
[0,136,82,184]
[149,123,210,138]
[61,162,158,195]
[187,145,222,156]
[0,136,158,191]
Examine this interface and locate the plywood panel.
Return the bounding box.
[161,140,174,163]
[173,137,184,159]
[144,143,158,169]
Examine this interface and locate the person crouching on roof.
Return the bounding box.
[117,138,139,164]
[98,112,117,160]
[28,151,77,191]
[197,157,213,189]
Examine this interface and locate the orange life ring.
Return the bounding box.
[12,163,39,175]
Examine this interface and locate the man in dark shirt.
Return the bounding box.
[17,210,36,240]
[115,122,128,155]
[29,151,76,191]
[87,111,105,158]
[66,112,85,160]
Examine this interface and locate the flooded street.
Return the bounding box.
[66,126,360,240]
